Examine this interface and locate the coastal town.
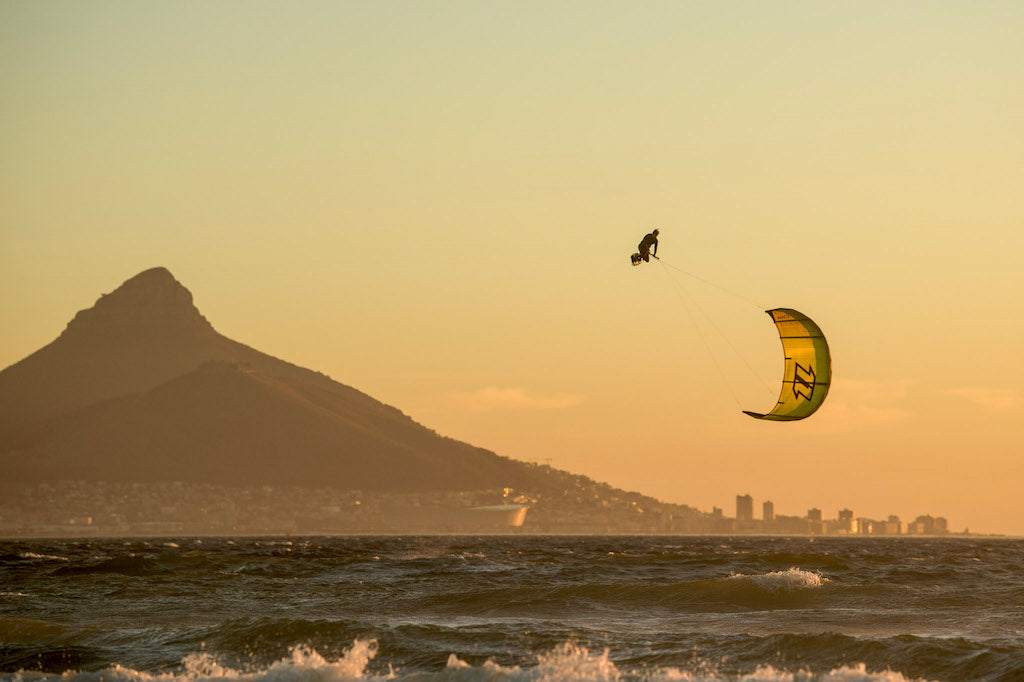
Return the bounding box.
[0,479,959,537]
[718,493,951,536]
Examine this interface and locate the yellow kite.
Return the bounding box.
[743,308,831,421]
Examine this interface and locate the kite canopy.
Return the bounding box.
[743,308,831,421]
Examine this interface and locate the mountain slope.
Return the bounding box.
[0,268,564,492]
[2,361,542,490]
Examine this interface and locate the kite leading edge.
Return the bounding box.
[743,308,831,421]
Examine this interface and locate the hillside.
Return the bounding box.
[0,268,704,533]
[3,360,541,491]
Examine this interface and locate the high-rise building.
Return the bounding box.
[736,494,753,521]
[807,508,822,522]
[856,518,875,535]
[763,500,774,522]
[838,508,855,533]
[913,515,936,534]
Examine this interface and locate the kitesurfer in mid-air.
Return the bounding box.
[638,229,659,262]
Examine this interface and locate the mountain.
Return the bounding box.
[1,268,359,434]
[0,268,705,533]
[0,268,541,491]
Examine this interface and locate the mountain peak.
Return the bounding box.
[123,266,178,285]
[1,268,241,430]
[63,267,213,338]
[96,266,193,310]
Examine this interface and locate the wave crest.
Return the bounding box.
[727,568,830,593]
[0,640,934,682]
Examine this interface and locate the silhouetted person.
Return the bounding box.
[638,229,659,262]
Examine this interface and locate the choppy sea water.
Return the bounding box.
[2,536,1022,681]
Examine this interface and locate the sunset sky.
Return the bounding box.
[3,2,1022,534]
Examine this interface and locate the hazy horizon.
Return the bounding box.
[3,2,1023,535]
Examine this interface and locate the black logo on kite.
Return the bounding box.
[792,362,816,401]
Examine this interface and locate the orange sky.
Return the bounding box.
[2,2,1022,534]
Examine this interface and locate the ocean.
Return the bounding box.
[1,536,1022,681]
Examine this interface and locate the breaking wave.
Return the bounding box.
[414,567,833,616]
[726,567,829,592]
[0,641,932,682]
[17,553,69,562]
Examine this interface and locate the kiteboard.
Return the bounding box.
[631,253,658,266]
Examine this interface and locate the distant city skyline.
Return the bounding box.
[731,492,953,536]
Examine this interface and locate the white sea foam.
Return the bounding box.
[654,663,929,681]
[727,567,829,592]
[443,644,927,681]
[443,643,622,680]
[0,642,932,682]
[18,553,68,561]
[2,641,380,682]
[530,642,619,681]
